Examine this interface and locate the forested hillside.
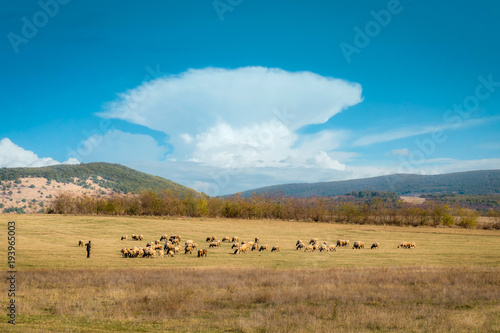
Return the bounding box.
[239,170,500,198]
[0,162,196,196]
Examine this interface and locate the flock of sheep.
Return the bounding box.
[107,234,416,259]
[117,234,281,259]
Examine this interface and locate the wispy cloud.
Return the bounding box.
[353,116,500,147]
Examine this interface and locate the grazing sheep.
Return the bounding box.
[410,242,416,249]
[185,240,194,246]
[231,236,239,242]
[255,237,260,243]
[309,238,318,244]
[247,241,254,248]
[160,234,168,241]
[121,235,127,241]
[259,244,269,252]
[304,245,314,252]
[353,241,364,249]
[138,235,144,241]
[312,243,319,251]
[197,249,208,257]
[296,240,303,246]
[78,240,84,247]
[185,246,193,254]
[192,243,198,249]
[241,241,247,245]
[209,242,218,248]
[146,241,154,247]
[231,243,240,249]
[222,236,231,242]
[206,236,213,242]
[157,250,164,258]
[155,239,161,245]
[132,234,138,240]
[398,242,411,249]
[174,246,180,254]
[296,243,305,250]
[271,246,280,252]
[155,244,163,250]
[328,244,337,252]
[251,243,260,251]
[371,242,380,249]
[319,244,328,252]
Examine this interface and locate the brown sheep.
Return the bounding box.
[319,244,328,252]
[296,239,303,246]
[398,242,412,249]
[231,243,240,249]
[309,238,318,244]
[197,249,208,257]
[121,235,127,241]
[259,244,269,252]
[160,234,168,241]
[222,236,231,242]
[371,242,380,249]
[209,242,218,248]
[78,240,84,247]
[185,246,193,254]
[132,234,138,240]
[353,241,364,249]
[157,250,164,258]
[251,243,260,251]
[304,245,314,252]
[231,236,239,242]
[328,244,337,252]
[185,240,194,246]
[271,246,280,252]
[206,236,213,242]
[296,243,305,250]
[255,237,260,243]
[312,243,319,251]
[155,239,161,245]
[192,243,199,249]
[146,241,154,247]
[138,235,144,241]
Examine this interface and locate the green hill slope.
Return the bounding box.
[238,170,500,198]
[0,162,197,196]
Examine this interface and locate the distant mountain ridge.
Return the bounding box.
[0,162,196,196]
[237,170,500,198]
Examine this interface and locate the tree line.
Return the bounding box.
[46,190,499,229]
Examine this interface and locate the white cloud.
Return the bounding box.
[0,138,79,168]
[390,148,410,156]
[99,67,363,169]
[74,130,168,164]
[353,116,500,147]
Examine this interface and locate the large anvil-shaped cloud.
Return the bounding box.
[98,67,363,169]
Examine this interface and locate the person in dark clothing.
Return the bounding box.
[85,241,91,258]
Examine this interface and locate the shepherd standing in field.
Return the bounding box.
[85,240,91,258]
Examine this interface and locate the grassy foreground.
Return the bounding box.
[1,215,499,332]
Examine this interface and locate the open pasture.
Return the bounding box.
[1,215,499,332]
[2,214,500,269]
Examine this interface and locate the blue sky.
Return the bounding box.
[1,0,499,195]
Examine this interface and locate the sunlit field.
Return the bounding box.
[1,215,499,332]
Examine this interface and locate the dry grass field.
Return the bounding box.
[1,215,499,332]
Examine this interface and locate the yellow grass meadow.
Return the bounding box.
[1,214,499,332]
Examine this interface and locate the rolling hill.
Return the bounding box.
[238,170,500,198]
[0,162,198,213]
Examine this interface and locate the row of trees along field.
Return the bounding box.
[48,190,500,229]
